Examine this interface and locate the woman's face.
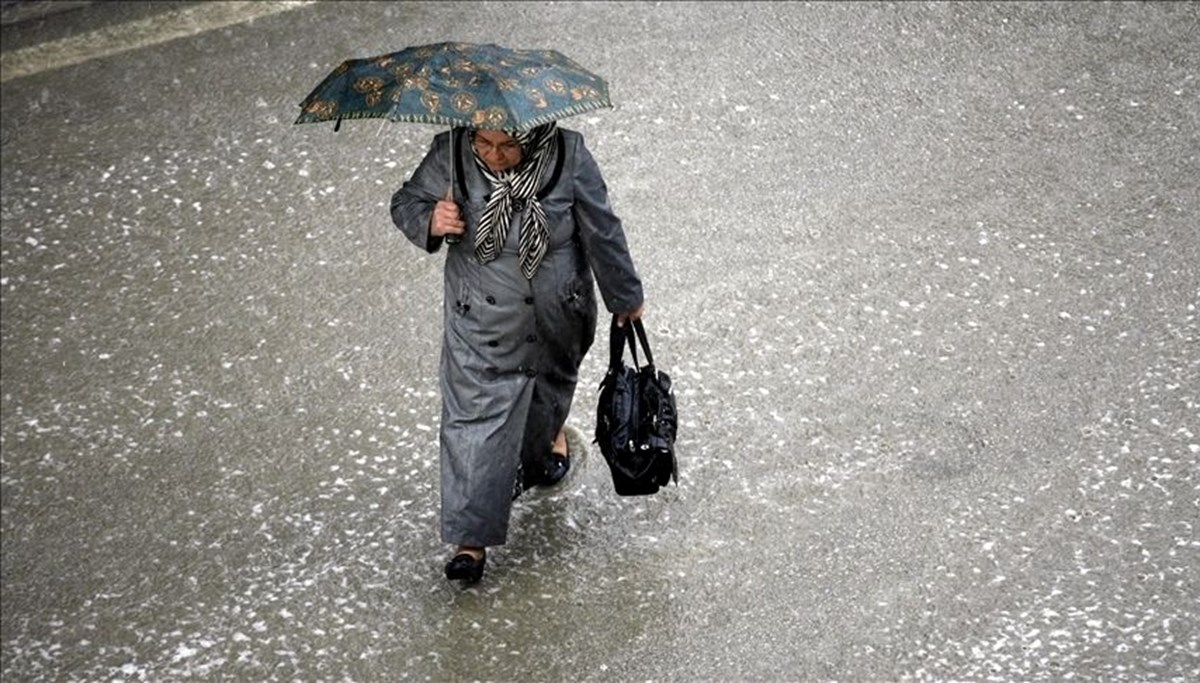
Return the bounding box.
[473,130,523,173]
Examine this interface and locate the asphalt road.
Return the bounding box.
[2,1,1197,680]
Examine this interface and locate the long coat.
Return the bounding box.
[390,128,643,547]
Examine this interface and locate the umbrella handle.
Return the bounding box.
[444,125,462,244]
[442,187,462,246]
[447,124,455,203]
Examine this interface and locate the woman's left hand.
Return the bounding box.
[616,304,644,327]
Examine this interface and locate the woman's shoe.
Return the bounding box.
[539,442,571,487]
[444,550,486,583]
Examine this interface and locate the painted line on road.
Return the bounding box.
[0,0,317,84]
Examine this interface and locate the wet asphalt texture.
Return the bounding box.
[1,1,1198,681]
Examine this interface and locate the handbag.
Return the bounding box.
[595,316,679,495]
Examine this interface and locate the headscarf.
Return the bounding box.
[471,122,559,280]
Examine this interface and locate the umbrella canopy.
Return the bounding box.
[295,42,611,132]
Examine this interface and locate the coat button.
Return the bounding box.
[524,296,535,305]
[485,295,496,304]
[524,367,538,378]
[512,198,526,211]
[526,334,537,343]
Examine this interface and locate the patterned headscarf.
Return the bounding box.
[471,122,559,280]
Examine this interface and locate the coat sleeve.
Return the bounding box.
[390,132,451,253]
[570,134,645,314]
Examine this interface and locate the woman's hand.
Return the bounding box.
[616,304,644,327]
[430,190,465,239]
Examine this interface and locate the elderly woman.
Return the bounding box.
[390,122,645,583]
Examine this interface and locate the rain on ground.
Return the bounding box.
[1,2,1197,681]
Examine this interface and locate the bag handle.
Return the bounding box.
[631,319,654,368]
[608,315,636,370]
[608,315,654,370]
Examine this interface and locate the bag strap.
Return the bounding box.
[631,319,655,368]
[608,315,640,370]
[609,315,637,369]
[536,129,565,201]
[609,316,654,371]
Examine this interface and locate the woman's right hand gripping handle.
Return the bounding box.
[430,189,465,244]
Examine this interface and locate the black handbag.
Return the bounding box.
[595,316,679,495]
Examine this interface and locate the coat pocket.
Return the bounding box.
[448,263,482,331]
[561,271,598,359]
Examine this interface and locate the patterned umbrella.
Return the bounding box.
[295,42,611,132]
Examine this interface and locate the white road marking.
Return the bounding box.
[0,0,316,84]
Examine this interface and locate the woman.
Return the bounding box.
[390,122,645,583]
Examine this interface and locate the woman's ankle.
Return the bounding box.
[455,545,485,560]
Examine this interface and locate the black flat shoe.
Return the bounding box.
[444,549,484,580]
[538,446,570,488]
[444,552,486,583]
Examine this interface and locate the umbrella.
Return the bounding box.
[295,42,611,243]
[294,41,611,133]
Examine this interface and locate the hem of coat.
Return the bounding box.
[441,529,509,548]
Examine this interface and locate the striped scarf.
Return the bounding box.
[471,122,559,280]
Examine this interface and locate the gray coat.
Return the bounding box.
[390,128,643,547]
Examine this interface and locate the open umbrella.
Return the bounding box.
[296,42,611,242]
[294,41,611,132]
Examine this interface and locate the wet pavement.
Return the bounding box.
[2,1,1197,680]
